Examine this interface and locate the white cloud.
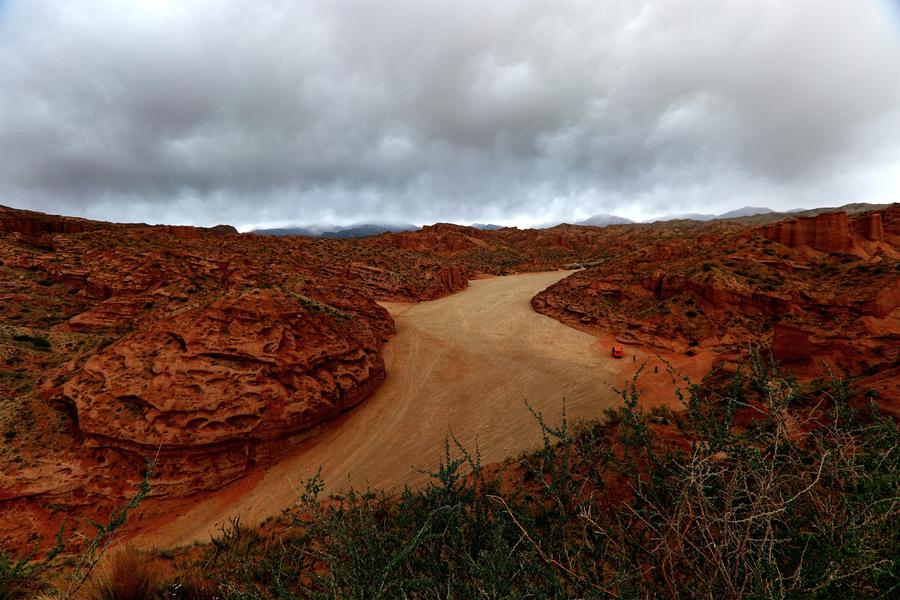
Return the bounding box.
[0,0,897,227]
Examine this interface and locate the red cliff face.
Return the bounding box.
[433,266,466,297]
[532,207,899,382]
[761,212,855,253]
[0,205,116,237]
[761,210,898,259]
[851,213,884,241]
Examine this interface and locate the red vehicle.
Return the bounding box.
[611,345,625,359]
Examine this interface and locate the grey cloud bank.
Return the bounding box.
[0,0,898,229]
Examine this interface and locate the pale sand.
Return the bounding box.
[135,271,633,549]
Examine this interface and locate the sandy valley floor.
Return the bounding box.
[136,271,639,548]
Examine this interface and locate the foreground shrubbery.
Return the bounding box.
[7,350,899,598]
[193,350,898,599]
[0,466,151,600]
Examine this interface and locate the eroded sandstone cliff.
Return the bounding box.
[532,206,900,382]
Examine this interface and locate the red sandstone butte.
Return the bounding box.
[60,288,388,450]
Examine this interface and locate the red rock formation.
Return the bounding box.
[61,289,388,452]
[761,209,899,259]
[386,223,487,254]
[533,207,899,381]
[866,278,900,319]
[154,224,238,239]
[771,323,817,364]
[762,211,855,253]
[67,296,152,331]
[432,266,466,297]
[0,204,119,237]
[851,212,884,241]
[550,232,573,250]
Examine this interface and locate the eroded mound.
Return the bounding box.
[62,288,388,450]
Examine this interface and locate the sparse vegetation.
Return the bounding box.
[288,290,352,320]
[147,349,897,598]
[81,546,162,600]
[0,526,64,600]
[0,463,153,599]
[11,333,51,351]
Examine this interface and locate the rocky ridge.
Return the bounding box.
[532,205,900,388]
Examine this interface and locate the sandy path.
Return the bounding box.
[136,271,628,549]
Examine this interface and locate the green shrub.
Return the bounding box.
[1,464,153,599]
[197,349,898,598]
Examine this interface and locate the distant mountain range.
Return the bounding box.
[253,223,419,238]
[535,208,779,228]
[253,222,508,238]
[653,206,776,222]
[251,204,892,237]
[534,213,634,229]
[577,214,634,226]
[649,204,897,225]
[470,223,504,230]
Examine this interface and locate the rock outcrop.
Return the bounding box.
[761,211,856,253]
[0,204,119,238]
[430,266,466,297]
[851,212,884,241]
[385,223,489,254]
[533,207,900,380]
[761,210,898,259]
[61,289,388,450]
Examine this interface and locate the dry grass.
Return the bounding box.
[79,546,161,600]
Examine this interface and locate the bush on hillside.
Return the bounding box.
[6,349,896,598]
[196,348,898,598]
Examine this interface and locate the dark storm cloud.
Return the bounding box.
[0,0,898,228]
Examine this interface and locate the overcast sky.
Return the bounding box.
[1,0,898,229]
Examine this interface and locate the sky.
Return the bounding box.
[0,0,898,230]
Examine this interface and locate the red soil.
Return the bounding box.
[0,207,624,553]
[0,203,896,554]
[532,206,900,389]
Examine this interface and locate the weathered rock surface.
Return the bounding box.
[762,211,855,253]
[533,206,900,381]
[761,210,899,259]
[61,288,388,450]
[1,203,897,554]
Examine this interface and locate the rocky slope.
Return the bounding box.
[2,203,897,553]
[62,288,389,450]
[761,210,897,258]
[0,206,625,552]
[532,206,900,392]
